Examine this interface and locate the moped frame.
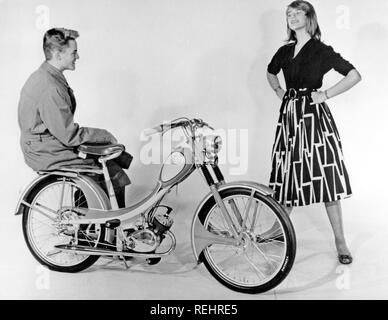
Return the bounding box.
[15,118,274,261]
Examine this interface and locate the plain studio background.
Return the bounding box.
[0,0,387,299]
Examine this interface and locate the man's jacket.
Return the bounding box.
[18,62,115,171]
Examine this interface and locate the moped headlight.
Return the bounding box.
[203,135,222,159]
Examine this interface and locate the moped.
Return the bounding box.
[15,117,296,293]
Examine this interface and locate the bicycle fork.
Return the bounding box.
[200,164,257,242]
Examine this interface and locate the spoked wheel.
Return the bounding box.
[198,188,296,294]
[22,176,105,272]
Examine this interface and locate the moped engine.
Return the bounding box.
[124,206,174,253]
[150,206,174,236]
[125,228,159,253]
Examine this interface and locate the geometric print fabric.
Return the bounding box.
[269,93,352,207]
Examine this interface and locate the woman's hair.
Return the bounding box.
[286,1,321,42]
[43,28,79,60]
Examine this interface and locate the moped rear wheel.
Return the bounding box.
[22,176,104,273]
[198,187,296,294]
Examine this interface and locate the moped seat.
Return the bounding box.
[78,143,125,156]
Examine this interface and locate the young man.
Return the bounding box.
[18,28,130,207]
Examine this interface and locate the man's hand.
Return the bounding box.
[103,130,118,144]
[109,135,118,144]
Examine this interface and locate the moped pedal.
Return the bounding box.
[146,257,161,265]
[105,219,121,229]
[120,255,130,269]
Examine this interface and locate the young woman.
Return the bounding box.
[266,1,361,264]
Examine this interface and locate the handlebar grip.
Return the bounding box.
[143,125,163,137]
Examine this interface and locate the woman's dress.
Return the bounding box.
[267,38,354,206]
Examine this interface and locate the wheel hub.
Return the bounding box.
[56,208,80,236]
[236,231,255,252]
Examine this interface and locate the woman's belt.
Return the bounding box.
[285,88,317,99]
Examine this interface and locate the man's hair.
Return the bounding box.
[286,1,321,42]
[43,28,79,60]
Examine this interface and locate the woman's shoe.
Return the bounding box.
[338,254,353,264]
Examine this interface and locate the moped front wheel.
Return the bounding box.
[22,176,104,273]
[198,187,296,294]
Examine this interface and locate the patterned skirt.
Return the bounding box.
[269,88,352,207]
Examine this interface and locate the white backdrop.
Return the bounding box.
[1,0,388,298]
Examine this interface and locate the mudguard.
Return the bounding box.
[15,171,111,215]
[190,181,275,263]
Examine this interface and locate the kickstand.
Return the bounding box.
[119,255,129,269]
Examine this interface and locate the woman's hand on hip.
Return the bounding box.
[310,91,327,105]
[276,88,286,101]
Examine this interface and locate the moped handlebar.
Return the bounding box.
[143,123,180,137]
[144,118,214,138]
[192,118,214,130]
[143,125,163,137]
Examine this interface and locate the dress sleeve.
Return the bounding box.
[323,45,355,76]
[267,46,285,75]
[38,87,116,147]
